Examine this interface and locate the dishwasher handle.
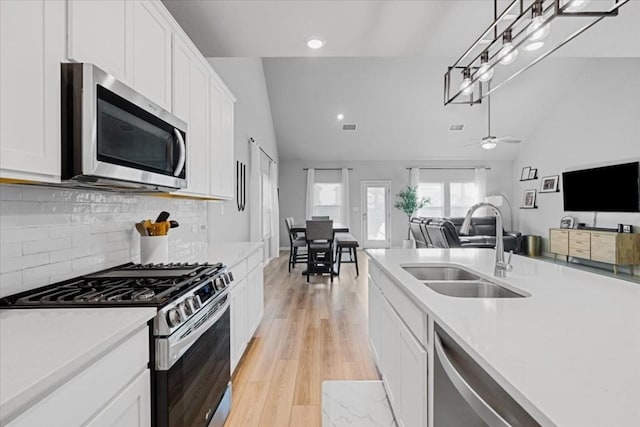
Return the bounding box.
[434,332,511,427]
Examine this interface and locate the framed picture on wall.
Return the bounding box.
[520,166,531,181]
[522,189,537,208]
[528,168,538,180]
[540,175,559,193]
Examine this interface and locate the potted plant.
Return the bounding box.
[394,186,430,248]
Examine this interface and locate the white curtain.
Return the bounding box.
[270,163,279,260]
[410,167,420,189]
[341,168,350,227]
[305,168,315,220]
[474,167,489,215]
[249,142,261,241]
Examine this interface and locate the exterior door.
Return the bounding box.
[362,181,391,249]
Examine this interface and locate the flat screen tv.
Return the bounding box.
[562,162,640,212]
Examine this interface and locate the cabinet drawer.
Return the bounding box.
[569,239,590,251]
[569,230,590,240]
[10,328,148,426]
[377,271,428,348]
[569,247,590,258]
[368,259,383,291]
[591,233,616,247]
[229,260,248,282]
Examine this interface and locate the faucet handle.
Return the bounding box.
[505,251,514,271]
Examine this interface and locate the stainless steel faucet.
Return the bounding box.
[460,202,513,277]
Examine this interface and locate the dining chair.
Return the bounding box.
[285,218,307,272]
[305,219,334,282]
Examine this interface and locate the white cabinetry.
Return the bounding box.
[0,0,65,182]
[229,248,265,372]
[68,0,128,81]
[208,79,235,199]
[368,262,428,427]
[8,328,150,427]
[68,0,172,109]
[130,1,172,110]
[86,370,151,427]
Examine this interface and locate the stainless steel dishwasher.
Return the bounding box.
[434,326,541,427]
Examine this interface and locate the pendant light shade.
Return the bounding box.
[459,68,473,96]
[499,30,519,65]
[526,1,550,51]
[478,51,494,82]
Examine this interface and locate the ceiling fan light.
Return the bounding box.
[481,140,497,150]
[564,0,591,12]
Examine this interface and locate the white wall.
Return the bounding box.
[279,159,514,248]
[512,58,640,270]
[206,58,278,242]
[0,185,207,297]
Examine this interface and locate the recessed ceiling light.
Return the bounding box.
[305,37,325,49]
[337,114,344,121]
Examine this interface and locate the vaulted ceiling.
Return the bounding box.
[162,1,640,161]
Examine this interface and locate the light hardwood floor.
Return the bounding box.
[224,252,380,427]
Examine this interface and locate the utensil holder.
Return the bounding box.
[140,235,169,264]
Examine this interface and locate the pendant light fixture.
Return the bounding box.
[499,29,518,65]
[443,0,628,106]
[459,68,474,96]
[525,0,550,51]
[477,51,494,82]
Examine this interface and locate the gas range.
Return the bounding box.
[0,262,234,336]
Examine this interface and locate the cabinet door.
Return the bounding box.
[380,298,400,410]
[398,322,428,427]
[209,80,235,200]
[68,0,129,82]
[130,1,172,110]
[0,0,65,181]
[367,281,382,364]
[247,264,264,337]
[187,59,210,195]
[86,370,151,427]
[549,229,569,256]
[230,278,248,372]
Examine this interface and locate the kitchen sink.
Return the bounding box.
[425,281,526,298]
[402,266,480,281]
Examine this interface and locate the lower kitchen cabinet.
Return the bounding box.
[85,370,151,427]
[229,248,265,372]
[368,265,428,427]
[8,327,150,427]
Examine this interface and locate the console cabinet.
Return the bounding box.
[549,228,640,274]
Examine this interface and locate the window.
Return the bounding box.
[417,183,445,217]
[313,182,343,223]
[417,181,477,218]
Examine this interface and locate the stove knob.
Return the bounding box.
[167,308,182,327]
[228,271,234,282]
[180,301,193,316]
[185,296,198,312]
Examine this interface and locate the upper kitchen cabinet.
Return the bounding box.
[171,34,210,197]
[67,0,129,82]
[209,76,236,200]
[0,0,66,182]
[68,0,172,110]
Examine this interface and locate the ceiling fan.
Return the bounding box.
[467,84,522,150]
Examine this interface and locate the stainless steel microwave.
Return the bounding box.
[61,63,187,191]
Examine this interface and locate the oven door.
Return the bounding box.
[154,297,230,427]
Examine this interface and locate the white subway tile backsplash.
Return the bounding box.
[0,184,208,296]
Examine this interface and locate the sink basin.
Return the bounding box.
[425,281,525,298]
[403,266,480,281]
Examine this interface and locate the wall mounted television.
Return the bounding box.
[562,162,640,212]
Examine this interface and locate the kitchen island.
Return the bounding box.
[366,248,640,427]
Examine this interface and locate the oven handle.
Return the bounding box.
[157,301,229,370]
[173,128,186,177]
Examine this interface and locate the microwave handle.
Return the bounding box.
[173,129,186,177]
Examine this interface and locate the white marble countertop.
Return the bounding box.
[366,248,640,427]
[198,241,264,268]
[0,307,156,422]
